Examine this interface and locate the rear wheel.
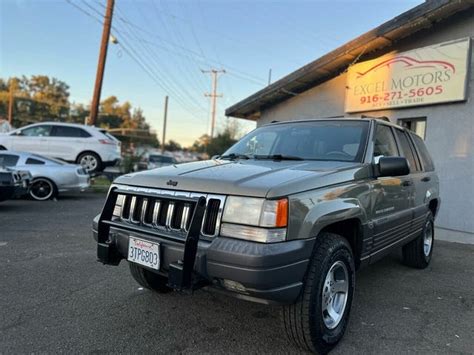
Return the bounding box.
[282,233,355,354]
[402,212,434,269]
[77,152,102,174]
[129,263,172,293]
[29,178,57,201]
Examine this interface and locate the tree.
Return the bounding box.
[165,140,182,152]
[206,129,238,157]
[26,75,70,117]
[191,134,211,153]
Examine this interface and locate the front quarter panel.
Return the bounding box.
[288,180,372,240]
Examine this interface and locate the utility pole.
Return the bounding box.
[161,96,169,154]
[202,69,225,138]
[268,68,272,85]
[89,0,115,126]
[8,82,14,124]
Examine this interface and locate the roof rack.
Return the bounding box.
[360,115,390,122]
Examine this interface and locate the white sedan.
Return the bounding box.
[0,151,90,201]
[0,122,121,173]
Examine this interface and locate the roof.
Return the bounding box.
[225,0,474,120]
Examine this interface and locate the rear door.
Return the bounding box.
[409,132,437,226]
[11,124,52,155]
[370,123,413,256]
[49,126,90,161]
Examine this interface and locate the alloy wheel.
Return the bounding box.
[322,260,349,329]
[30,179,54,201]
[80,154,98,172]
[423,221,433,256]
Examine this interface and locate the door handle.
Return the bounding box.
[421,176,431,182]
[401,181,413,187]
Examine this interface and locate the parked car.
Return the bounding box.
[134,153,178,171]
[0,168,31,202]
[0,122,121,173]
[0,151,90,201]
[92,118,439,353]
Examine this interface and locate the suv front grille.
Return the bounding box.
[112,186,225,238]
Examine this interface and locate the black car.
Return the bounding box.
[0,168,31,202]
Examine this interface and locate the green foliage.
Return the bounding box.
[206,130,238,157]
[0,75,158,148]
[164,139,182,152]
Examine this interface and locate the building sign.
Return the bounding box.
[345,38,471,113]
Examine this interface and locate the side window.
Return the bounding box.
[0,154,20,167]
[373,124,399,160]
[20,125,52,137]
[52,126,90,138]
[410,133,435,171]
[394,129,420,172]
[25,158,45,165]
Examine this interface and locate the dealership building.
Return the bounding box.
[226,1,474,239]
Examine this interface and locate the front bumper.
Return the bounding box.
[92,215,314,304]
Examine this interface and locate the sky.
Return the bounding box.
[0,0,423,146]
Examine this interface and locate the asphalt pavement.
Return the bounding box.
[0,192,473,354]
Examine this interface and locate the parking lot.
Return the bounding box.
[0,192,473,354]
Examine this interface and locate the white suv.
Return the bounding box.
[0,122,121,173]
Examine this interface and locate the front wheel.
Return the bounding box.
[282,233,355,354]
[29,178,57,201]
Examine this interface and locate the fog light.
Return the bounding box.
[222,279,247,293]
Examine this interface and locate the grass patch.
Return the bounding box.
[90,176,112,193]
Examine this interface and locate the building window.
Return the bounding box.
[397,117,426,139]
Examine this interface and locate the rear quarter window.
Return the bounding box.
[410,133,435,171]
[26,158,45,165]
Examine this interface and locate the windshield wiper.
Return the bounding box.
[254,154,304,161]
[219,153,251,160]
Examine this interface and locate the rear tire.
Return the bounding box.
[77,152,102,174]
[402,212,434,269]
[282,233,355,354]
[129,263,172,293]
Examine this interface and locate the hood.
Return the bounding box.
[115,159,370,198]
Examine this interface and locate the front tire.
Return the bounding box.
[402,212,434,269]
[29,178,57,201]
[282,233,355,354]
[129,263,172,293]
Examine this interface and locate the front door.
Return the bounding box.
[11,124,52,156]
[369,123,414,258]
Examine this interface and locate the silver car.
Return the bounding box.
[0,151,90,200]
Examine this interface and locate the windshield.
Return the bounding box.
[223,120,369,162]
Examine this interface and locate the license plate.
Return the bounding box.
[128,237,160,270]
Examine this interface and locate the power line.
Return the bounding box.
[67,0,207,122]
[113,4,208,114]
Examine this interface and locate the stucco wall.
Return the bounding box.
[258,11,474,234]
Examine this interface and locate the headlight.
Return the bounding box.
[221,196,288,243]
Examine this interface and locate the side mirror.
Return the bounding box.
[211,155,220,160]
[376,157,410,177]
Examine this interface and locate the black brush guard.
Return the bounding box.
[96,187,208,292]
